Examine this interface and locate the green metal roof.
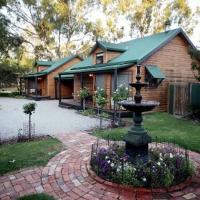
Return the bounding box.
[64,56,93,71]
[90,41,127,54]
[63,62,134,74]
[55,74,74,79]
[60,28,195,75]
[146,65,165,79]
[41,55,79,74]
[36,60,54,66]
[27,55,80,78]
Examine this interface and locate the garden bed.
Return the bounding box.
[89,140,195,189]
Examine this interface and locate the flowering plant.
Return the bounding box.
[79,87,90,110]
[112,84,129,103]
[91,144,195,188]
[79,87,90,100]
[94,88,107,109]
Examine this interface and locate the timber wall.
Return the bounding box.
[47,57,80,98]
[73,35,196,111]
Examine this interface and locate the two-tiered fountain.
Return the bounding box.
[119,64,159,161]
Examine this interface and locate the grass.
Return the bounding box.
[0,137,63,175]
[17,193,55,200]
[93,112,200,153]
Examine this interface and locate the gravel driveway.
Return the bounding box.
[0,98,109,139]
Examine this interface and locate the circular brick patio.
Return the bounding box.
[0,132,200,200]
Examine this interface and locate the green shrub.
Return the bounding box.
[0,91,20,97]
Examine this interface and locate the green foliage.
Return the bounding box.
[93,112,200,152]
[0,62,27,89]
[80,108,96,116]
[94,88,107,109]
[188,48,200,81]
[112,84,129,103]
[79,87,90,100]
[91,143,194,188]
[0,137,63,175]
[101,0,199,37]
[0,91,20,97]
[17,193,55,200]
[0,1,23,58]
[23,103,36,116]
[187,105,200,121]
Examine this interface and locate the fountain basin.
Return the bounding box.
[119,100,160,112]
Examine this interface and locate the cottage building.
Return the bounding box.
[24,55,82,100]
[59,28,196,112]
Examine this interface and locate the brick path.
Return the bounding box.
[0,132,200,200]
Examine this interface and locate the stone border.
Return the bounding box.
[86,160,193,194]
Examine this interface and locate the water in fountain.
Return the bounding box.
[119,65,159,162]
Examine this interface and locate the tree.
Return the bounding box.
[23,102,36,140]
[189,47,200,81]
[112,84,129,126]
[94,88,107,129]
[101,0,200,37]
[5,0,125,59]
[79,87,90,110]
[0,0,23,59]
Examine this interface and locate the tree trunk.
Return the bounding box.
[28,114,31,140]
[118,105,122,126]
[83,99,86,110]
[99,108,102,129]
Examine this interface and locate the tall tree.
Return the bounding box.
[5,0,124,59]
[101,0,200,38]
[0,0,23,59]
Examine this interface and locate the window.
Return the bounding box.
[112,73,131,92]
[96,52,104,64]
[145,65,165,88]
[96,74,104,89]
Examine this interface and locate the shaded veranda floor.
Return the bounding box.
[0,132,200,200]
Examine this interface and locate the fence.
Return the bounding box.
[168,83,200,115]
[90,137,191,188]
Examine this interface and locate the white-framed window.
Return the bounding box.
[96,52,104,64]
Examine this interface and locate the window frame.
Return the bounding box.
[96,52,104,64]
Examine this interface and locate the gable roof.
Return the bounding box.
[26,55,81,78]
[90,40,127,54]
[60,28,195,75]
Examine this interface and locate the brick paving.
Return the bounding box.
[0,132,200,200]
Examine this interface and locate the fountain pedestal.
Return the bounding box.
[119,65,159,161]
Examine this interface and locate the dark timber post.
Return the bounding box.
[35,76,38,97]
[27,78,30,95]
[19,77,22,95]
[55,79,57,99]
[58,74,61,104]
[113,69,118,123]
[114,68,118,91]
[80,73,83,109]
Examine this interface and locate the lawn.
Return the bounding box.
[17,193,55,200]
[94,112,200,152]
[0,137,63,175]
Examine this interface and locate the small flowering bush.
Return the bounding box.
[79,87,90,110]
[94,88,107,109]
[112,84,129,103]
[90,144,195,188]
